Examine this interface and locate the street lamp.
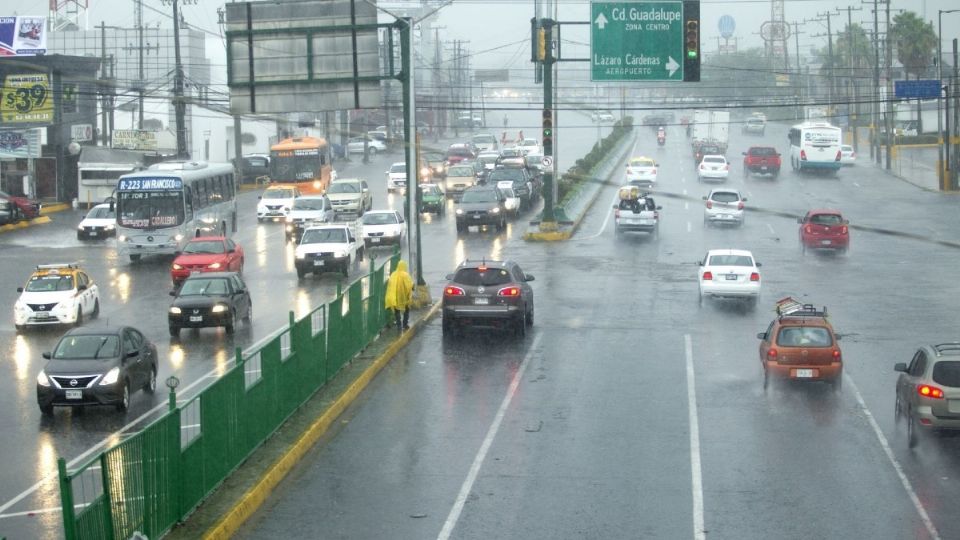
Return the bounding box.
[938,9,960,189]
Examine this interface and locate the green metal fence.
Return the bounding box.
[57,251,400,540]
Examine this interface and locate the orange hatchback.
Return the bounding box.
[757,298,843,391]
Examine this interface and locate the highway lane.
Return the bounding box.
[0,114,609,539]
[241,120,960,539]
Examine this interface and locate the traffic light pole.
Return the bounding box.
[540,19,557,227]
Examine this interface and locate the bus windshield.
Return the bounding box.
[117,191,184,229]
[270,153,320,182]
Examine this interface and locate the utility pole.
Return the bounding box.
[815,11,835,108]
[953,39,959,187]
[792,21,804,122]
[871,0,881,163]
[137,0,145,129]
[172,0,189,159]
[837,6,862,148]
[540,18,556,226]
[884,0,892,170]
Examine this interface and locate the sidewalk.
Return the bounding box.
[882,145,945,192]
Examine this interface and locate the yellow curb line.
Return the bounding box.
[523,230,571,241]
[40,203,70,215]
[203,301,442,540]
[238,184,263,192]
[0,215,51,232]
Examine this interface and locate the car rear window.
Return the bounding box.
[750,147,777,156]
[810,214,843,225]
[932,361,960,387]
[448,166,474,176]
[776,326,833,347]
[630,159,654,167]
[453,267,512,286]
[461,189,498,203]
[707,255,753,266]
[703,157,725,164]
[710,192,740,203]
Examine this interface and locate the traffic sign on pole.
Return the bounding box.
[894,79,942,100]
[590,0,688,82]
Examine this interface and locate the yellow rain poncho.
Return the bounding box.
[385,260,414,311]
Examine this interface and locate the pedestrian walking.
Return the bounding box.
[385,260,414,330]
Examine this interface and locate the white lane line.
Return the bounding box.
[0,504,90,520]
[766,223,776,235]
[585,193,620,239]
[687,221,692,233]
[682,188,688,196]
[853,182,861,187]
[684,202,689,210]
[847,376,942,540]
[685,334,706,540]
[437,333,543,540]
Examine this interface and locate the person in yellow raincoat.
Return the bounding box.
[385,260,414,329]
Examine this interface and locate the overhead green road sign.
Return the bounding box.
[590,0,685,81]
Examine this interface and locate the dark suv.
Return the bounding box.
[455,185,506,233]
[442,259,535,336]
[894,342,960,447]
[486,167,532,209]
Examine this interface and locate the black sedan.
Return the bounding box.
[168,272,251,337]
[454,185,506,233]
[441,259,535,336]
[36,326,158,415]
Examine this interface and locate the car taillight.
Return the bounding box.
[723,164,729,170]
[767,348,778,359]
[917,384,944,399]
[444,286,465,296]
[652,168,657,174]
[800,150,807,161]
[705,200,713,209]
[804,225,812,234]
[835,150,841,162]
[851,151,856,158]
[832,349,841,360]
[737,201,744,210]
[702,271,713,281]
[614,209,620,218]
[840,225,848,234]
[750,272,760,281]
[498,286,521,297]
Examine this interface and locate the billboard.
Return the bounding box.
[0,16,48,56]
[1,72,53,123]
[0,128,41,158]
[113,129,159,151]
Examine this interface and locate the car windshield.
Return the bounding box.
[488,169,522,182]
[329,182,360,194]
[390,164,406,173]
[751,147,777,156]
[711,192,740,203]
[293,198,327,211]
[179,278,229,296]
[473,135,496,144]
[182,240,225,255]
[501,187,516,197]
[263,188,295,199]
[454,267,512,286]
[448,166,473,176]
[53,335,120,359]
[301,228,347,244]
[708,255,753,266]
[842,146,853,152]
[932,361,960,387]
[448,148,472,157]
[461,190,498,203]
[810,214,843,225]
[85,206,115,219]
[478,155,499,165]
[362,213,398,225]
[501,150,522,158]
[776,327,833,347]
[26,274,75,292]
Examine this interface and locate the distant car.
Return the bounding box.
[697,155,730,182]
[742,146,781,178]
[446,143,476,166]
[76,203,117,239]
[441,259,535,337]
[257,185,300,222]
[327,178,372,216]
[285,195,335,241]
[757,298,842,391]
[455,185,506,233]
[697,249,761,307]
[742,117,766,135]
[597,110,615,122]
[625,157,658,187]
[498,148,526,168]
[496,181,521,215]
[798,209,849,254]
[0,189,41,220]
[840,145,856,166]
[419,183,445,215]
[472,133,499,152]
[894,342,960,447]
[15,263,100,331]
[168,272,251,337]
[486,167,532,210]
[385,162,408,193]
[346,136,386,156]
[613,188,660,236]
[422,152,447,179]
[170,236,244,287]
[36,326,158,415]
[236,155,271,184]
[516,138,541,155]
[444,163,479,196]
[703,189,746,227]
[361,210,406,248]
[0,197,15,225]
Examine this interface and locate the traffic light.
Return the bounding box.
[683,1,700,82]
[537,27,546,61]
[542,108,553,156]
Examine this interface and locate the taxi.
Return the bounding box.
[625,157,658,187]
[14,263,101,330]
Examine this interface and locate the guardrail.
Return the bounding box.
[56,250,401,540]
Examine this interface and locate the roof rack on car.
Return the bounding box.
[775,297,827,319]
[37,263,80,271]
[933,343,960,355]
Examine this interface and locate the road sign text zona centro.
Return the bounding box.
[590,1,685,82]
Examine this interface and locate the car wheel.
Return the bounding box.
[115,380,130,412]
[907,409,918,448]
[243,299,252,321]
[92,299,100,319]
[894,393,902,423]
[144,367,157,393]
[74,307,83,327]
[342,258,350,277]
[762,368,769,390]
[526,307,534,326]
[442,316,455,337]
[358,248,364,262]
[15,324,25,333]
[40,403,54,416]
[456,222,465,233]
[129,254,141,262]
[169,326,180,338]
[297,268,306,279]
[697,289,703,306]
[515,312,526,337]
[225,311,236,335]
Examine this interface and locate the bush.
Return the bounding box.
[557,116,633,203]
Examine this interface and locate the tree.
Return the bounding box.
[891,11,938,79]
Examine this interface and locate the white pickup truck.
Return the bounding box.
[613,191,661,237]
[294,222,364,278]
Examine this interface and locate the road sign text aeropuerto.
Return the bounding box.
[590,1,684,82]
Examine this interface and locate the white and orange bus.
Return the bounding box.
[269,136,334,194]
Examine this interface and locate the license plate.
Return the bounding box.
[473,215,481,219]
[473,297,489,305]
[35,313,52,319]
[89,231,98,237]
[313,260,325,267]
[821,240,832,245]
[640,219,652,225]
[725,274,738,280]
[66,390,82,400]
[190,315,202,322]
[371,237,380,243]
[760,166,768,171]
[794,369,815,378]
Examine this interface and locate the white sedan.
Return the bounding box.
[697,249,761,307]
[385,162,407,192]
[697,155,730,182]
[346,136,387,156]
[76,203,116,240]
[625,157,658,187]
[840,145,856,166]
[360,210,406,247]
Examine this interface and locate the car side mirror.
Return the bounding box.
[697,261,703,266]
[173,250,181,256]
[894,362,908,373]
[257,196,262,200]
[835,335,842,341]
[742,152,747,156]
[755,262,762,267]
[42,352,51,359]
[169,290,176,296]
[844,219,850,224]
[126,350,139,359]
[656,206,662,210]
[756,332,766,340]
[797,217,803,224]
[612,204,618,209]
[525,274,535,281]
[17,287,23,293]
[77,285,87,292]
[775,153,781,157]
[701,196,707,200]
[445,273,453,280]
[741,198,747,202]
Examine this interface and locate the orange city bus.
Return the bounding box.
[268,136,333,194]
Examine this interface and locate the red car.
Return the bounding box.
[170,236,244,286]
[0,190,41,221]
[798,209,849,254]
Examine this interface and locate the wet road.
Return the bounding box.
[0,108,609,539]
[240,118,960,539]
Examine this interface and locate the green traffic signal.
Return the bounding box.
[687,50,698,59]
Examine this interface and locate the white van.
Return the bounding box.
[787,122,842,174]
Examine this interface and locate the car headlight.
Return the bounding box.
[491,207,500,214]
[172,263,183,270]
[455,208,464,215]
[296,252,306,260]
[174,234,184,242]
[15,300,27,313]
[313,180,321,189]
[100,367,120,386]
[118,235,127,242]
[169,306,182,314]
[286,224,294,232]
[37,370,51,387]
[420,167,430,177]
[211,304,228,313]
[77,224,85,230]
[334,250,347,258]
[208,262,222,269]
[105,224,115,230]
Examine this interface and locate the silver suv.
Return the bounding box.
[894,343,960,447]
[326,178,372,217]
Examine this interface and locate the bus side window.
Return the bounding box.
[227,174,235,200]
[197,179,208,208]
[184,187,194,221]
[211,176,222,202]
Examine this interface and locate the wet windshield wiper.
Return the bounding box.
[92,338,110,359]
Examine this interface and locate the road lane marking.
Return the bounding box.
[685,334,706,540]
[847,376,942,540]
[853,182,861,187]
[687,221,692,233]
[584,193,619,239]
[766,224,776,235]
[684,202,689,210]
[437,333,543,540]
